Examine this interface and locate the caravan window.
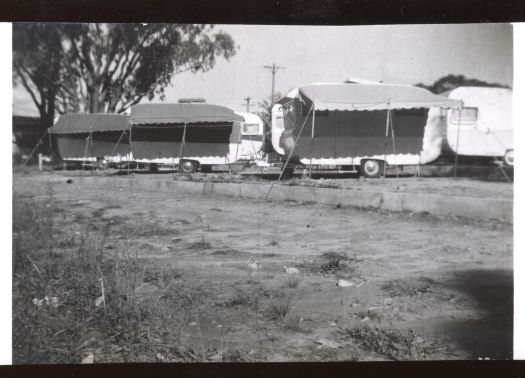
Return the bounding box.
[242,123,259,135]
[451,107,478,124]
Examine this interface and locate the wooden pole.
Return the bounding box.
[231,121,243,174]
[309,106,316,180]
[265,103,313,200]
[128,123,132,175]
[383,107,390,179]
[453,109,461,179]
[389,110,399,179]
[22,130,48,166]
[178,123,187,173]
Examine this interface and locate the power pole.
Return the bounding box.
[242,97,251,112]
[264,63,285,108]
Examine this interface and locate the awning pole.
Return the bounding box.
[23,129,48,166]
[128,123,132,175]
[454,109,461,178]
[389,110,399,179]
[109,125,129,158]
[82,131,91,171]
[178,122,187,173]
[232,121,242,174]
[309,106,316,180]
[383,108,390,180]
[265,103,314,200]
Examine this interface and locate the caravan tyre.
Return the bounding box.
[180,160,198,174]
[96,157,108,170]
[504,149,514,167]
[360,159,384,178]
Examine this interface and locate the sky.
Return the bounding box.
[13,23,513,116]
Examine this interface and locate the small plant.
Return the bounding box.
[283,316,310,333]
[284,275,301,289]
[268,240,278,247]
[340,326,446,361]
[381,278,433,297]
[229,287,253,306]
[188,238,212,250]
[320,251,347,273]
[269,293,295,320]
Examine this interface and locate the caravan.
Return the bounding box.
[49,113,131,169]
[271,83,461,177]
[129,103,243,173]
[442,86,513,166]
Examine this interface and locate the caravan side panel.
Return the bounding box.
[56,131,130,160]
[130,121,242,164]
[281,103,428,165]
[446,87,513,157]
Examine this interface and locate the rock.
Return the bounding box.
[283,266,299,274]
[171,237,183,243]
[81,352,94,364]
[360,317,371,323]
[384,297,393,305]
[32,298,44,307]
[336,279,354,287]
[161,246,171,252]
[248,261,260,270]
[94,295,104,307]
[315,338,341,349]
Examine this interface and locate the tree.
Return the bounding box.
[256,92,283,154]
[256,92,283,126]
[13,24,73,131]
[13,23,237,127]
[415,74,510,94]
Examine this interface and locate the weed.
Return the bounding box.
[340,326,447,361]
[260,252,277,258]
[92,208,106,218]
[269,293,296,320]
[229,287,253,306]
[188,238,212,250]
[11,192,175,363]
[355,310,382,322]
[381,278,433,297]
[268,240,278,247]
[283,316,310,333]
[211,248,240,256]
[284,275,301,289]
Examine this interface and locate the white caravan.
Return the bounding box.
[234,112,265,161]
[444,86,513,166]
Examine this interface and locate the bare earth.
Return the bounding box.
[13,172,513,362]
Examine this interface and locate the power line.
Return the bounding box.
[241,96,251,112]
[263,63,285,108]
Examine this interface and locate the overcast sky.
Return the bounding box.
[13,23,513,116]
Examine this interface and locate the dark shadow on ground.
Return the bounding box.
[437,269,513,360]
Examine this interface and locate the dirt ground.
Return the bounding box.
[56,168,513,200]
[12,172,513,362]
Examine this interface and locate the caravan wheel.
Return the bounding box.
[504,149,514,166]
[96,157,108,170]
[360,159,384,178]
[180,160,198,174]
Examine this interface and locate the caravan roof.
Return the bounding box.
[286,83,462,111]
[131,103,242,125]
[49,114,130,134]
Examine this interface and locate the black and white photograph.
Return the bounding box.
[9,22,517,364]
